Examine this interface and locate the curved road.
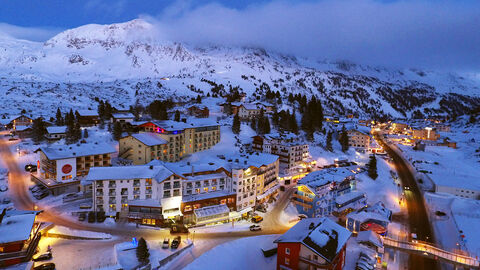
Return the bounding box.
[374,132,438,270]
[0,135,294,269]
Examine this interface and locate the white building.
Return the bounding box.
[46,126,67,140]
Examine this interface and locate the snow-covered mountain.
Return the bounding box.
[1,19,479,118]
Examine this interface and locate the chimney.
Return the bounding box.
[0,209,6,224]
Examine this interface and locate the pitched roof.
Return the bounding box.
[298,168,356,189]
[0,210,40,244]
[275,217,351,262]
[131,133,168,146]
[46,126,67,134]
[112,112,135,119]
[77,110,99,117]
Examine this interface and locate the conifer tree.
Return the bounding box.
[55,108,64,126]
[368,155,378,180]
[83,129,89,138]
[326,131,333,152]
[232,113,241,134]
[113,122,123,141]
[31,118,46,144]
[174,110,180,122]
[339,126,349,152]
[136,237,150,264]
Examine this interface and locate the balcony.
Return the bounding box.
[146,189,152,195]
[292,198,312,209]
[134,190,140,195]
[96,198,104,204]
[109,191,116,196]
[164,184,172,189]
[108,198,116,204]
[173,183,181,189]
[293,193,314,202]
[108,183,116,188]
[96,190,104,196]
[133,181,140,187]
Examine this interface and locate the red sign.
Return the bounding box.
[62,164,72,174]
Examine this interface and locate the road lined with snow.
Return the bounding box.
[374,132,438,270]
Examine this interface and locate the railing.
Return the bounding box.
[293,193,314,202]
[383,237,480,267]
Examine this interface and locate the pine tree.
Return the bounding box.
[174,110,180,122]
[73,122,82,142]
[83,129,89,138]
[264,116,271,134]
[469,114,476,124]
[368,155,378,179]
[136,237,150,264]
[339,126,349,152]
[98,100,105,119]
[326,131,333,152]
[232,113,241,134]
[250,117,256,131]
[289,112,298,134]
[113,122,123,141]
[196,95,202,104]
[31,118,46,144]
[55,108,64,126]
[104,101,113,119]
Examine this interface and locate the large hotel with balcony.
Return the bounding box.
[85,152,279,227]
[32,142,116,195]
[119,119,221,165]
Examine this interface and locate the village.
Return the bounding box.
[0,94,479,270]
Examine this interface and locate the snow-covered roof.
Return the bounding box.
[241,104,260,110]
[46,126,67,134]
[183,190,235,203]
[356,230,383,248]
[130,133,168,146]
[335,191,366,205]
[0,210,39,244]
[298,168,355,189]
[128,199,161,208]
[275,217,351,262]
[38,142,116,160]
[185,172,228,182]
[112,112,134,119]
[85,165,177,183]
[194,204,229,218]
[147,118,219,131]
[77,110,99,117]
[347,201,392,223]
[14,125,31,131]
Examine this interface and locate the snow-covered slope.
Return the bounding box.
[0,19,479,118]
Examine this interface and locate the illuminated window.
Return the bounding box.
[285,258,290,265]
[212,186,216,191]
[203,187,208,192]
[184,205,192,212]
[285,248,290,255]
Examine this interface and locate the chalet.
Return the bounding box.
[274,217,351,270]
[46,126,67,141]
[111,112,135,128]
[187,105,209,118]
[77,110,100,126]
[11,115,33,129]
[0,209,42,267]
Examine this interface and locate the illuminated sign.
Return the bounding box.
[62,164,72,174]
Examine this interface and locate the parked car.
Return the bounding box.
[33,263,55,270]
[32,252,52,262]
[25,164,37,172]
[251,215,263,223]
[162,238,170,249]
[249,225,261,231]
[171,236,181,249]
[31,185,46,193]
[34,191,49,200]
[78,212,86,222]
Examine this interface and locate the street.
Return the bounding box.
[375,133,438,270]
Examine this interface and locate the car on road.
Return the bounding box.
[32,252,52,262]
[251,215,263,223]
[249,225,261,231]
[404,186,410,190]
[33,263,55,270]
[171,236,181,249]
[25,164,37,172]
[78,212,86,222]
[162,238,170,249]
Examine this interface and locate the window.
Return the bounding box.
[203,187,208,192]
[314,255,318,261]
[285,248,290,255]
[285,258,290,265]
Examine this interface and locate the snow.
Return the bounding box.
[85,165,174,183]
[0,210,37,244]
[298,167,356,188]
[335,191,366,205]
[130,133,168,146]
[46,126,66,134]
[194,204,229,218]
[183,235,279,270]
[49,225,112,239]
[39,142,116,160]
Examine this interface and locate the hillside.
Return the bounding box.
[0,19,479,118]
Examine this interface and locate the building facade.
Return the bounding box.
[347,130,371,149]
[32,142,115,195]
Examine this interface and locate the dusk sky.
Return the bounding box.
[1,0,479,71]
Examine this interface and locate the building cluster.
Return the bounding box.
[220,102,274,120]
[85,152,280,227]
[292,167,367,218]
[0,115,34,138]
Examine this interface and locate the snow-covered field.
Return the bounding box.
[183,235,279,270]
[49,225,112,239]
